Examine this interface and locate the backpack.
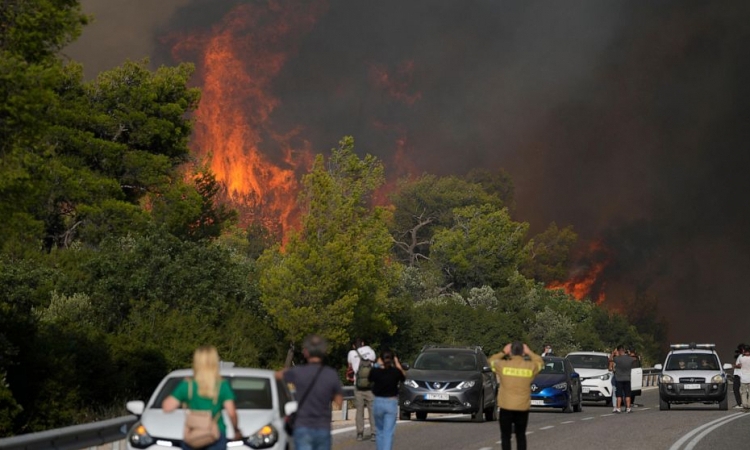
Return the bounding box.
[182,379,220,448]
[355,348,374,390]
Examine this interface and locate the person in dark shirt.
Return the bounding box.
[368,349,406,450]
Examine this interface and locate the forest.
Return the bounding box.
[0,0,665,435]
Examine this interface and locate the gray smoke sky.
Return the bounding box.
[66,0,750,358]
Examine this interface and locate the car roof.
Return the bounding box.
[668,349,716,355]
[566,351,609,357]
[164,367,277,378]
[543,356,566,362]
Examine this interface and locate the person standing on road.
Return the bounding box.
[347,338,377,441]
[733,343,745,409]
[162,345,241,450]
[276,334,344,450]
[368,349,406,450]
[489,342,544,450]
[627,349,642,407]
[612,345,635,413]
[735,344,750,411]
[609,348,618,409]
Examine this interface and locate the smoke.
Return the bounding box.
[65,0,750,356]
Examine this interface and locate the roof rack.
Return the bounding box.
[420,344,483,353]
[669,343,715,350]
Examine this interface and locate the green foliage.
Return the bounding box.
[465,168,515,210]
[389,174,503,265]
[521,222,578,284]
[431,204,530,290]
[259,137,402,350]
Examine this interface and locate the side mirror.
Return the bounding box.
[723,363,733,370]
[654,364,663,370]
[482,366,492,373]
[570,372,580,379]
[284,401,298,416]
[126,400,145,416]
[401,363,410,371]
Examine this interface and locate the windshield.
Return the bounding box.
[567,355,609,370]
[540,360,566,375]
[413,352,477,371]
[151,376,274,410]
[666,353,719,371]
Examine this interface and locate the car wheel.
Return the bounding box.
[415,411,427,420]
[472,391,485,422]
[573,389,583,413]
[399,409,411,420]
[659,396,670,411]
[719,395,728,411]
[562,388,573,413]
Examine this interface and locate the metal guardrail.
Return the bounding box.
[0,415,137,450]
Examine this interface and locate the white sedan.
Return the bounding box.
[125,366,294,450]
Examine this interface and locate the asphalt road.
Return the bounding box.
[330,386,750,450]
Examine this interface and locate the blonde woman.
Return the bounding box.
[162,345,240,450]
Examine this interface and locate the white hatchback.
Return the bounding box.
[566,351,643,406]
[125,367,294,450]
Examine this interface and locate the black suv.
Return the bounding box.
[399,345,498,422]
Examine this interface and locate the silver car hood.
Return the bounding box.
[141,409,278,440]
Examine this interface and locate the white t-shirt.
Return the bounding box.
[737,355,750,384]
[347,345,376,379]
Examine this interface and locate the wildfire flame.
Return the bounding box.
[548,240,610,303]
[169,1,327,237]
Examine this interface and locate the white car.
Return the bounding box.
[566,351,643,406]
[654,343,732,411]
[125,366,294,450]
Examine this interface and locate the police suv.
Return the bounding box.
[654,343,732,411]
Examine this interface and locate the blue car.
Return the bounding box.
[530,356,583,413]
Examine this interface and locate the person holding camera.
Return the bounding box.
[367,349,406,450]
[347,338,376,441]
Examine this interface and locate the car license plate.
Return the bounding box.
[425,393,449,401]
[582,387,590,393]
[683,384,701,390]
[531,400,545,406]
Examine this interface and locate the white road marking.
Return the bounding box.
[581,416,594,420]
[668,413,745,450]
[561,420,575,424]
[539,425,555,430]
[684,413,750,450]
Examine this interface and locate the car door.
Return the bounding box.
[630,357,643,395]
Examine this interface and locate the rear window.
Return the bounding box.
[567,355,609,370]
[666,353,719,371]
[413,352,477,371]
[151,376,274,410]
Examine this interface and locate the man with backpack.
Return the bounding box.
[347,338,377,441]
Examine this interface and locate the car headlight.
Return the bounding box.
[244,424,279,449]
[128,424,154,449]
[711,374,724,384]
[553,382,568,391]
[596,373,611,381]
[661,374,673,383]
[456,380,476,389]
[404,379,418,388]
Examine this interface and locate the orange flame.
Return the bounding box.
[170,1,327,238]
[548,240,610,303]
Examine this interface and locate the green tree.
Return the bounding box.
[389,174,502,265]
[431,204,530,291]
[258,137,403,349]
[521,222,578,284]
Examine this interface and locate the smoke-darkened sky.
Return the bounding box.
[65,0,750,357]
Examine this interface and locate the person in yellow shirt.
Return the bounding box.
[488,342,543,450]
